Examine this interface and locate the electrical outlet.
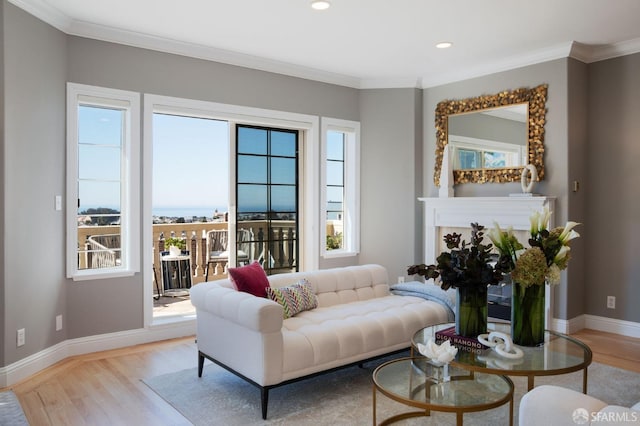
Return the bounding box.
[398,276,405,283]
[17,328,25,347]
[607,296,616,309]
[56,315,63,331]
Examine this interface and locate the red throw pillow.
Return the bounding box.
[228,261,270,297]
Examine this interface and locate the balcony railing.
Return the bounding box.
[77,220,300,287]
[84,234,121,269]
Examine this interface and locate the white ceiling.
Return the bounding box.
[10,0,640,88]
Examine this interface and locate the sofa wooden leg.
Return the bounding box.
[198,352,205,377]
[261,388,269,420]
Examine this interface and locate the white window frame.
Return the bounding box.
[66,83,141,280]
[142,94,319,326]
[321,117,360,258]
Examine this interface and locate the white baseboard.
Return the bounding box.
[551,314,640,338]
[0,319,195,388]
[583,314,640,338]
[550,315,586,334]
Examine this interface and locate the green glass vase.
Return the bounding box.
[511,282,545,346]
[455,286,488,338]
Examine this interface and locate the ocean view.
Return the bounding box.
[153,206,227,219]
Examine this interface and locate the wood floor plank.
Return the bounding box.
[4,330,639,425]
[570,328,640,373]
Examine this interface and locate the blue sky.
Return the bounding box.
[80,108,342,216]
[78,106,123,211]
[153,114,229,209]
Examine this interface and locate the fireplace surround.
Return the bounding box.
[419,196,556,328]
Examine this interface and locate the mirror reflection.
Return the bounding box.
[448,103,528,171]
[433,84,548,186]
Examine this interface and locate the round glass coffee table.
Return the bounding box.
[412,322,593,392]
[372,357,514,425]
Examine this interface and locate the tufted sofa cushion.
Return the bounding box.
[279,293,448,379]
[190,264,450,387]
[266,264,390,307]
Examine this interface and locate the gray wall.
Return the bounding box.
[3,3,68,364]
[587,52,640,322]
[566,58,588,321]
[358,88,423,279]
[67,38,359,120]
[0,1,5,367]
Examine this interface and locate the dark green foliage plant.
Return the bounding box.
[407,223,507,291]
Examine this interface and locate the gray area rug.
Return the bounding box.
[143,355,640,425]
[0,390,29,426]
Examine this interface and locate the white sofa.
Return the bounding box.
[519,385,640,425]
[189,264,452,419]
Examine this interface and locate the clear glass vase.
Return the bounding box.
[455,286,488,338]
[511,282,545,346]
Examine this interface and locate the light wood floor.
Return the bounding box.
[4,329,640,425]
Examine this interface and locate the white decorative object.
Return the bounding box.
[417,338,458,366]
[169,246,182,257]
[477,331,524,359]
[520,164,538,193]
[439,144,454,198]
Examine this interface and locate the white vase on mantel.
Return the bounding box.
[439,145,454,198]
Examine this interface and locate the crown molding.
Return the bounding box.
[419,42,574,89]
[568,41,594,63]
[585,37,640,63]
[9,0,362,88]
[8,0,71,30]
[67,20,362,89]
[9,0,640,90]
[359,77,422,90]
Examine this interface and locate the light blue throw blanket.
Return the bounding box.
[390,281,456,321]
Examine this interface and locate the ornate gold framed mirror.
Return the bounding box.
[434,84,548,186]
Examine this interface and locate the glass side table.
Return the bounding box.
[413,322,593,393]
[372,357,514,426]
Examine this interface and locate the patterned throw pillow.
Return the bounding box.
[266,279,318,319]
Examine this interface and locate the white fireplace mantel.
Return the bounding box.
[419,196,557,330]
[418,196,555,264]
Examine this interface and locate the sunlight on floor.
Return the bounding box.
[153,295,195,318]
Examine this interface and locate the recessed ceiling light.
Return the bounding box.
[436,42,453,49]
[311,0,331,10]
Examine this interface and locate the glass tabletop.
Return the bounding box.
[373,357,513,410]
[413,322,592,376]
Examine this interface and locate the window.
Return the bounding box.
[66,83,140,280]
[236,125,299,274]
[321,118,359,257]
[449,135,524,170]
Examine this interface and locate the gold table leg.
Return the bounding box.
[509,394,514,426]
[372,384,377,425]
